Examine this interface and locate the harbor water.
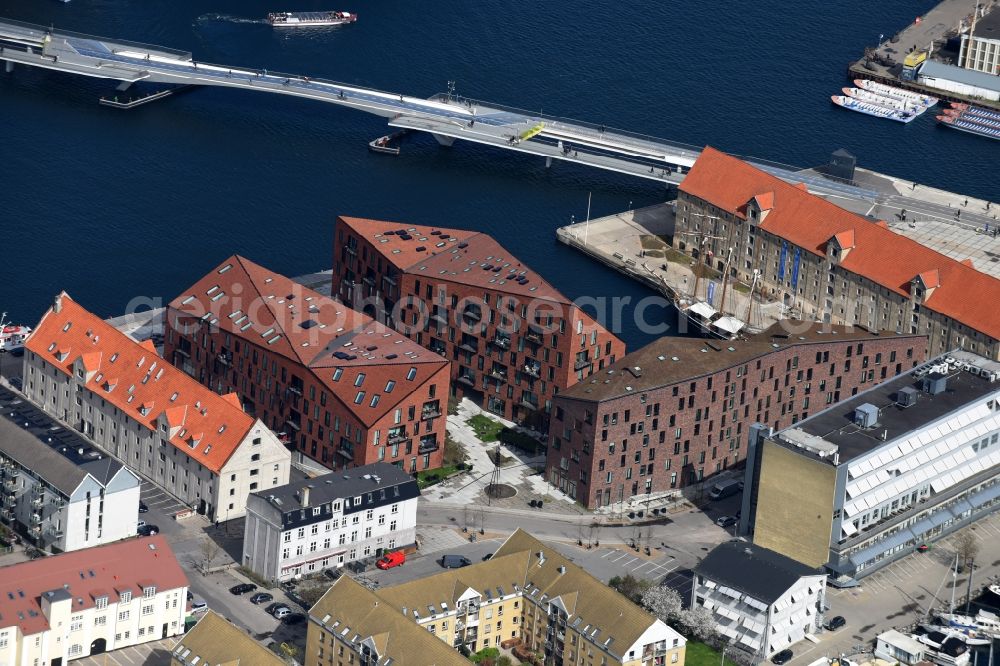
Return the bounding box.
[0,0,996,349]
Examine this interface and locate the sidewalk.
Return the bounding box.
[420,399,586,515]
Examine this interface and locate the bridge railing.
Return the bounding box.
[435,93,706,156]
[0,16,192,59]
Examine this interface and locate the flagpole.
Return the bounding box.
[584,192,592,245]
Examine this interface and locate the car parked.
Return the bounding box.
[250,592,273,605]
[715,515,737,528]
[273,606,292,619]
[137,524,159,536]
[138,501,149,514]
[482,553,494,561]
[771,649,793,665]
[229,583,258,596]
[190,600,208,613]
[376,551,406,570]
[265,602,286,615]
[826,615,846,631]
[439,554,471,569]
[283,613,307,625]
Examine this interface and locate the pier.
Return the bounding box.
[846,0,1000,110]
[555,204,787,335]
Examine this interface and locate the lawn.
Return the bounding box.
[684,641,740,666]
[416,464,459,489]
[467,414,504,442]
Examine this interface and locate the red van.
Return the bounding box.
[376,551,406,569]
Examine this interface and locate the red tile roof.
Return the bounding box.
[168,256,449,427]
[338,217,571,303]
[680,147,1000,341]
[25,294,259,474]
[0,536,187,635]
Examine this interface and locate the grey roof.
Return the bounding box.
[79,457,125,485]
[252,462,416,512]
[972,9,1000,40]
[695,541,821,604]
[920,60,1000,93]
[780,353,999,463]
[0,418,87,496]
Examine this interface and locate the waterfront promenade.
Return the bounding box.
[556,204,787,335]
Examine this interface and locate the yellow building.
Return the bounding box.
[171,611,286,666]
[307,529,685,666]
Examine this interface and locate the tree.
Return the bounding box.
[609,574,652,604]
[955,530,980,570]
[641,586,683,623]
[679,606,718,641]
[200,538,221,572]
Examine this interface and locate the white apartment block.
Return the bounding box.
[0,536,188,666]
[0,417,139,553]
[693,542,827,659]
[21,293,291,522]
[243,462,419,581]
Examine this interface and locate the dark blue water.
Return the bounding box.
[1,0,995,349]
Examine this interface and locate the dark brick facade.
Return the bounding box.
[548,327,927,508]
[331,217,626,428]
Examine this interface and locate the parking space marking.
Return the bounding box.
[113,650,135,665]
[600,550,617,559]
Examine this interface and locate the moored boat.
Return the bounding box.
[937,114,1000,141]
[855,79,938,107]
[267,11,356,27]
[831,95,917,123]
[842,87,926,113]
[0,314,31,353]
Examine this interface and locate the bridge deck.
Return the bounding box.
[5,16,999,235]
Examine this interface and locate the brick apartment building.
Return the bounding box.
[330,216,625,427]
[673,147,1000,360]
[548,322,926,509]
[165,256,451,474]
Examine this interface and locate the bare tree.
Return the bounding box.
[462,505,470,531]
[200,538,221,573]
[955,530,981,570]
[477,508,486,535]
[641,585,683,623]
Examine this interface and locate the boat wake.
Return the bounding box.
[195,13,268,26]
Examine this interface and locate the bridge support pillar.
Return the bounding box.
[545,156,552,168]
[431,133,455,147]
[4,61,13,73]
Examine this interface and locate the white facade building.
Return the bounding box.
[958,9,1000,75]
[21,293,291,522]
[0,536,188,666]
[243,462,419,581]
[0,417,139,553]
[692,542,827,658]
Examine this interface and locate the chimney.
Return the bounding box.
[301,486,310,508]
[54,293,63,314]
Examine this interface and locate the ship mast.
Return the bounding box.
[744,270,760,327]
[965,2,980,69]
[718,247,734,316]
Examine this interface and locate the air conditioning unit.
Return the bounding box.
[896,387,918,408]
[854,403,880,429]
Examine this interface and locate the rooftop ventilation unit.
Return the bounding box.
[896,386,918,407]
[922,373,948,395]
[854,403,880,429]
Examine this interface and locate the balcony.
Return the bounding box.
[362,275,375,286]
[0,467,20,480]
[492,336,511,350]
[457,374,476,387]
[429,341,447,355]
[418,439,440,454]
[30,513,42,525]
[459,341,479,354]
[489,368,508,382]
[522,364,541,378]
[31,496,43,508]
[462,308,482,322]
[421,403,441,420]
[3,479,17,492]
[345,245,357,256]
[3,495,16,507]
[46,526,64,539]
[387,429,409,444]
[284,418,301,431]
[287,385,303,397]
[574,356,592,371]
[431,311,449,325]
[525,325,544,344]
[29,524,42,537]
[520,399,540,411]
[337,447,354,461]
[0,508,12,521]
[217,351,233,366]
